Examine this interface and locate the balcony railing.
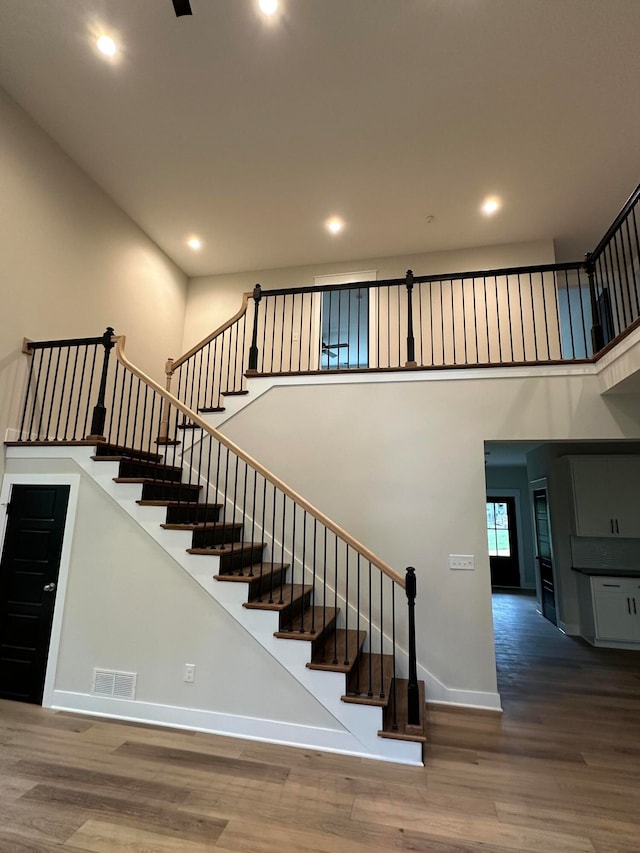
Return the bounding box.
[165,183,640,415]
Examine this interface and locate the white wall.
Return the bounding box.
[217,369,640,706]
[183,240,556,353]
[4,456,341,731]
[0,87,188,475]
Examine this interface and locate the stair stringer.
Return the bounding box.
[6,443,423,765]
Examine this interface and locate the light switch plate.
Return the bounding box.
[449,554,475,570]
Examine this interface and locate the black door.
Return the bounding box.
[487,497,520,587]
[0,484,70,703]
[532,487,557,625]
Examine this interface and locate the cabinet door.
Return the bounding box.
[609,458,640,537]
[592,582,636,641]
[571,458,615,537]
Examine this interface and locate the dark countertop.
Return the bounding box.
[572,566,640,578]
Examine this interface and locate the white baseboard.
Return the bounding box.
[50,690,423,765]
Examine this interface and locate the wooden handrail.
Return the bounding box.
[114,335,405,589]
[171,291,251,371]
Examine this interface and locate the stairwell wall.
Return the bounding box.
[216,370,640,708]
[0,87,188,477]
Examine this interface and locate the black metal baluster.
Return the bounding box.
[564,270,576,359]
[439,279,445,365]
[54,346,71,440]
[333,536,338,665]
[280,495,286,605]
[44,347,61,440]
[429,282,435,366]
[516,273,525,361]
[355,554,361,694]
[505,276,514,361]
[391,583,398,730]
[450,278,456,364]
[35,348,53,440]
[367,561,373,697]
[494,277,503,363]
[631,208,640,315]
[310,518,317,636]
[75,346,89,441]
[575,267,589,357]
[613,230,630,329]
[472,277,479,363]
[406,567,420,726]
[321,527,327,655]
[386,285,391,368]
[343,543,350,666]
[605,244,622,337]
[405,270,416,367]
[379,570,384,698]
[461,278,468,364]
[483,276,490,362]
[418,282,424,366]
[268,484,277,601]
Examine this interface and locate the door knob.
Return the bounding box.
[43,583,56,592]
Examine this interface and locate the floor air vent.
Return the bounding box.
[92,668,137,699]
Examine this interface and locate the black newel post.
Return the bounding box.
[405,566,420,726]
[87,327,115,441]
[247,284,262,374]
[585,253,604,354]
[405,270,417,367]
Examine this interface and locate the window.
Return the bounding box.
[487,500,511,557]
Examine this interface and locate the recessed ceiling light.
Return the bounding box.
[325,217,345,235]
[481,196,501,216]
[187,237,202,250]
[259,0,279,15]
[96,35,117,57]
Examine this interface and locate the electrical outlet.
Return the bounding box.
[184,663,195,683]
[449,554,475,570]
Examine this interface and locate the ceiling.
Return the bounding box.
[1,0,639,278]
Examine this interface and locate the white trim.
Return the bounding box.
[0,472,80,708]
[51,690,423,766]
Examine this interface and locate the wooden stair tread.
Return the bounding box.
[307,630,367,673]
[213,563,289,583]
[222,389,249,396]
[274,607,338,641]
[114,478,200,488]
[6,440,162,462]
[136,500,220,508]
[379,679,427,743]
[92,456,181,473]
[198,406,225,413]
[342,652,394,707]
[161,521,242,531]
[187,541,265,556]
[244,584,311,611]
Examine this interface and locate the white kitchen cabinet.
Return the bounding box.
[568,456,640,538]
[591,576,640,645]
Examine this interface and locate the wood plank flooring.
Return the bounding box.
[0,591,638,851]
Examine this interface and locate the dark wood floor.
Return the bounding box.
[0,593,639,851]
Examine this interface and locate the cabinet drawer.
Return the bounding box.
[592,577,630,593]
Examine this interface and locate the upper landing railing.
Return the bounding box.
[166,183,640,417]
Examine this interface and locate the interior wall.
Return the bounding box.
[218,371,640,705]
[4,456,340,731]
[484,465,536,589]
[0,87,188,476]
[183,240,556,354]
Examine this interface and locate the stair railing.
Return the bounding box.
[111,334,419,727]
[159,291,253,440]
[586,183,640,355]
[18,328,116,443]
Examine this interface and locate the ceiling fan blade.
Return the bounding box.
[172,0,193,16]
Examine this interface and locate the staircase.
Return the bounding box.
[11,332,427,765]
[90,440,426,758]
